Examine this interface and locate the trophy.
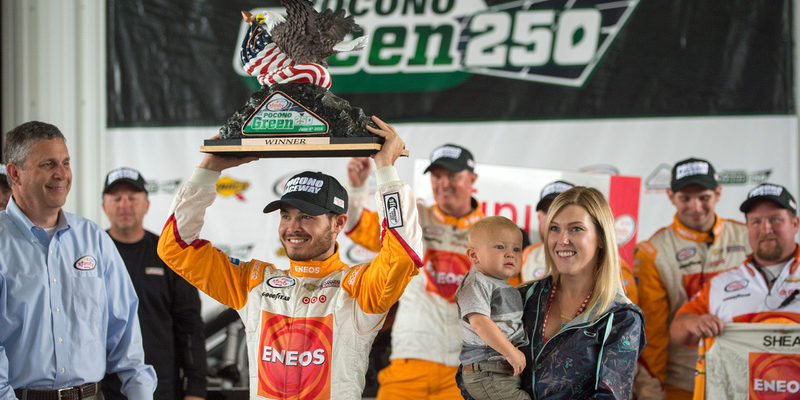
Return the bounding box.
[202,0,407,158]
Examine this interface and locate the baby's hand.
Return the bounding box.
[507,348,526,376]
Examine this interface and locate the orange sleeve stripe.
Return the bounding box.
[634,242,670,384]
[346,221,421,314]
[620,260,638,304]
[345,208,381,253]
[676,282,711,316]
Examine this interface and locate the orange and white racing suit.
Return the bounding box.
[634,214,749,399]
[677,245,800,322]
[157,167,423,400]
[677,246,800,400]
[346,182,483,398]
[515,243,638,303]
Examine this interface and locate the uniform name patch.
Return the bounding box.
[268,276,296,288]
[145,267,165,276]
[74,256,97,271]
[383,192,403,229]
[725,279,749,292]
[676,247,697,261]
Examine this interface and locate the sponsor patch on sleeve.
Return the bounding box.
[383,192,403,229]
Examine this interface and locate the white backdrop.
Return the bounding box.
[107,114,798,257]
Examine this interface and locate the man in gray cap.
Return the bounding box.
[346,142,483,399]
[157,116,423,399]
[0,164,10,211]
[672,183,800,341]
[634,157,750,400]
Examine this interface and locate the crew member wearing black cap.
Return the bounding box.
[671,184,800,395]
[100,167,207,400]
[0,164,10,211]
[345,143,482,399]
[634,157,750,400]
[157,116,423,400]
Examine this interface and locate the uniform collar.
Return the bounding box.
[288,243,348,278]
[431,198,484,230]
[744,243,800,277]
[4,196,69,243]
[671,213,723,244]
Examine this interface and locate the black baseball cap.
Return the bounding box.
[670,157,719,192]
[264,171,348,215]
[536,180,575,211]
[103,167,148,194]
[423,143,475,174]
[740,183,797,215]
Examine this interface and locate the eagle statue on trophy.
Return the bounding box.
[220,0,373,139]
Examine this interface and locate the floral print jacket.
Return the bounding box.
[520,277,645,399]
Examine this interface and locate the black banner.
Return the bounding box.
[107,0,794,127]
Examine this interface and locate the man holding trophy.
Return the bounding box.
[158,116,423,398]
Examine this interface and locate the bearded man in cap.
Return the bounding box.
[671,183,800,342]
[346,142,483,399]
[670,183,800,398]
[100,167,207,400]
[634,157,750,400]
[157,116,423,399]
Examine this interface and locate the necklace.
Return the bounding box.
[542,280,593,343]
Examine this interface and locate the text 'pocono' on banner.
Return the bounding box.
[234,0,641,88]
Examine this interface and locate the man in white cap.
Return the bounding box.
[346,143,483,399]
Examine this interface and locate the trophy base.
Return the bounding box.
[201,136,408,158]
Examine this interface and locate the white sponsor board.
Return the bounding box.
[105,115,798,316]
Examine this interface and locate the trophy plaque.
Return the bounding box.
[202,1,408,158]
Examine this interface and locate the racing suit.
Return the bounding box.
[676,246,800,400]
[346,182,483,398]
[634,214,749,399]
[515,243,638,303]
[677,245,800,323]
[157,166,423,400]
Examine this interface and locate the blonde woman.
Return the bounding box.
[518,186,644,398]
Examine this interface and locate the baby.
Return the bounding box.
[456,216,530,400]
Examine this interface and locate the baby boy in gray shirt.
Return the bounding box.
[456,216,530,400]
